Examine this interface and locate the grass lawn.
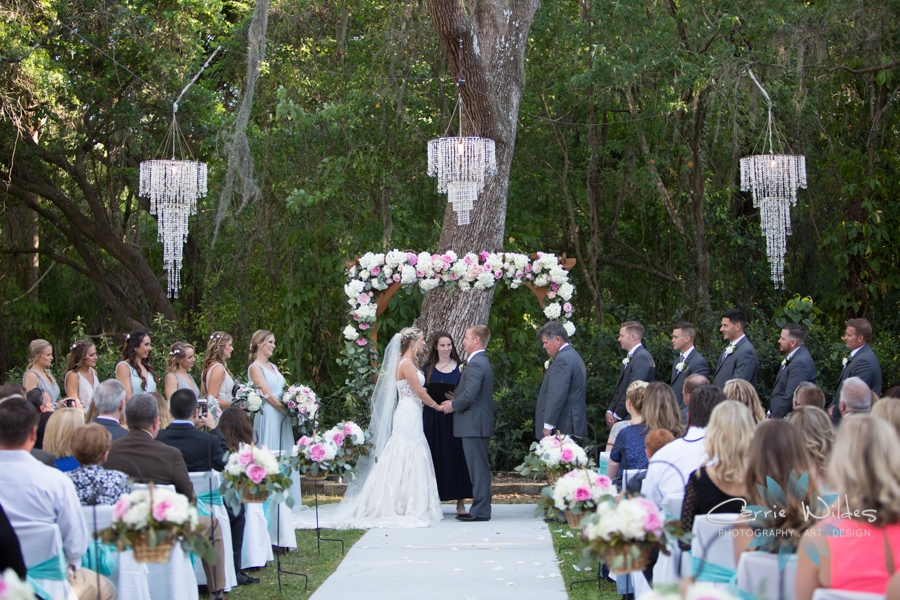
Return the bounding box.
[549,522,621,600]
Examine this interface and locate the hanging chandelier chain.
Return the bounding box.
[746,68,774,155]
[456,36,466,138]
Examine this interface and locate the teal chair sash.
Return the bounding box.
[27,551,67,600]
[196,488,224,517]
[691,555,737,585]
[81,541,117,576]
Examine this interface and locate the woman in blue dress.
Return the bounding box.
[422,331,472,516]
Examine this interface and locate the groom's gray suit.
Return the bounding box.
[451,349,495,520]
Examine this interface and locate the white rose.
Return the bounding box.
[343,325,359,341]
[564,321,576,336]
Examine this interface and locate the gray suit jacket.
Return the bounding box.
[712,336,759,388]
[92,417,128,441]
[607,345,656,419]
[670,348,710,418]
[452,351,495,438]
[831,344,882,424]
[769,345,817,419]
[535,345,587,439]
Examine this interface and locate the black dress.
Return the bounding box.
[679,466,746,550]
[423,363,473,501]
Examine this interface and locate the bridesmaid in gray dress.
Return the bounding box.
[163,341,200,400]
[202,332,235,422]
[23,339,61,407]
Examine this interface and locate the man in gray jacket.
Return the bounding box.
[442,324,494,522]
[535,321,587,440]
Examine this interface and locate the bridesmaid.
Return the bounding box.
[64,339,98,412]
[202,332,235,419]
[163,342,200,400]
[23,339,61,407]
[115,331,157,402]
[423,331,472,516]
[247,329,300,550]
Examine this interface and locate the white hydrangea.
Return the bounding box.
[418,278,440,292]
[358,252,384,271]
[473,272,496,290]
[371,278,389,291]
[416,252,433,275]
[400,264,417,285]
[534,274,549,287]
[544,303,562,319]
[342,421,366,444]
[253,445,281,475]
[385,249,407,268]
[485,252,504,271]
[246,392,263,412]
[450,260,468,278]
[354,304,376,320]
[344,279,365,300]
[558,282,574,301]
[549,266,568,283]
[564,321,576,336]
[343,325,359,341]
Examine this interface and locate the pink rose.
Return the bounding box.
[353,313,360,321]
[247,464,267,484]
[643,512,663,534]
[359,323,370,330]
[480,251,489,261]
[416,270,424,277]
[297,436,310,447]
[332,432,345,446]
[371,266,381,275]
[357,339,367,346]
[407,252,418,265]
[442,254,452,264]
[547,291,556,299]
[596,475,612,489]
[309,444,326,462]
[113,498,130,520]
[536,251,544,257]
[551,282,559,291]
[564,303,573,312]
[515,270,524,278]
[392,274,401,282]
[494,270,502,279]
[573,487,591,502]
[560,448,574,462]
[464,256,472,265]
[358,293,371,305]
[288,401,297,409]
[526,273,533,280]
[152,499,173,522]
[525,264,533,272]
[237,451,253,466]
[344,424,353,435]
[450,274,459,280]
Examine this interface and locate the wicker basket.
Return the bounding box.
[132,533,174,563]
[601,543,653,574]
[546,472,560,486]
[241,488,270,503]
[564,509,583,529]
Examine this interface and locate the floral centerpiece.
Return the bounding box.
[580,496,673,574]
[539,468,615,528]
[233,383,266,421]
[290,421,371,479]
[281,383,318,431]
[100,486,214,564]
[221,444,295,512]
[0,568,36,600]
[515,434,590,483]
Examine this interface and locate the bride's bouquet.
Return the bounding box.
[515,434,590,483]
[281,383,319,431]
[233,383,266,421]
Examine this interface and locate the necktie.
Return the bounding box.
[678,354,685,364]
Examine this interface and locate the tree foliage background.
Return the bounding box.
[2,0,898,467]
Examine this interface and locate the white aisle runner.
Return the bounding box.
[310,504,568,599]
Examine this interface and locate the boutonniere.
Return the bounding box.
[675,362,688,373]
[724,344,736,356]
[459,363,466,374]
[842,355,851,367]
[781,356,791,368]
[544,360,552,370]
[622,357,631,367]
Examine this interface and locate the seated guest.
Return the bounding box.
[837,376,872,419]
[24,389,56,466]
[885,386,900,400]
[605,381,647,452]
[795,415,900,600]
[787,407,834,484]
[0,397,114,599]
[679,401,752,550]
[642,385,727,506]
[733,421,819,562]
[0,383,27,401]
[681,374,709,425]
[722,378,766,423]
[607,383,648,483]
[793,382,825,411]
[67,424,132,505]
[151,391,173,429]
[103,393,227,599]
[90,380,128,440]
[624,429,675,495]
[155,389,228,472]
[43,407,85,472]
[0,503,26,580]
[871,396,900,439]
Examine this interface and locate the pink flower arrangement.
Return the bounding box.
[246,465,267,484]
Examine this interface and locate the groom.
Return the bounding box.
[441,324,494,522]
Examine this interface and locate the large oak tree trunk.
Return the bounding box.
[416,0,540,349]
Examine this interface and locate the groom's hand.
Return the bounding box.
[442,402,454,414]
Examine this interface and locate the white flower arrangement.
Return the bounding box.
[291,421,373,477]
[550,468,615,513]
[515,434,590,480]
[282,383,319,429]
[221,444,294,511]
[233,383,266,417]
[0,568,35,600]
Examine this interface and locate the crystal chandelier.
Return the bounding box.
[739,70,808,288]
[138,48,218,298]
[427,38,497,225]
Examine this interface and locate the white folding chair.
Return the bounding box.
[80,504,151,600]
[189,471,237,591]
[14,521,77,600]
[811,590,885,600]
[691,513,742,587]
[131,483,177,493]
[144,542,199,600]
[736,552,798,600]
[621,469,647,493]
[599,452,611,477]
[241,503,273,569]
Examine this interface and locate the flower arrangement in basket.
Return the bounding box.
[233,383,266,421]
[327,421,372,464]
[514,434,590,483]
[538,468,615,528]
[221,444,295,512]
[281,383,318,431]
[290,421,371,479]
[580,496,676,574]
[100,486,214,564]
[0,567,36,600]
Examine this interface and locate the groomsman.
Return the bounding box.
[535,321,587,440]
[712,309,759,388]
[670,322,710,420]
[829,318,882,425]
[606,321,656,428]
[769,324,817,419]
[442,325,495,522]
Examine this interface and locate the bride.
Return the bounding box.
[297,327,444,528]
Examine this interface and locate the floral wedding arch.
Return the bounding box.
[337,249,576,407]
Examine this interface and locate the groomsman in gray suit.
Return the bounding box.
[535,322,587,440]
[670,322,710,420]
[606,321,656,428]
[441,325,494,522]
[769,324,817,419]
[828,318,882,425]
[712,309,759,388]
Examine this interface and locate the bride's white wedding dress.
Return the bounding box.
[295,358,443,529]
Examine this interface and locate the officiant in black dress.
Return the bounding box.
[423,332,472,515]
